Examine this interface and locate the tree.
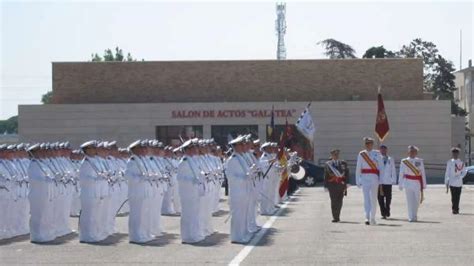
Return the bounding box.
[317,39,356,59]
[90,46,137,62]
[41,90,53,104]
[0,116,18,134]
[398,38,466,116]
[363,46,397,58]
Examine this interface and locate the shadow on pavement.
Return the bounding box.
[252,228,277,247]
[0,234,30,246]
[276,207,294,217]
[213,210,230,217]
[134,233,179,247]
[187,232,228,247]
[377,223,402,227]
[458,213,474,216]
[338,221,361,225]
[33,232,78,245]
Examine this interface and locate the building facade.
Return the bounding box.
[18,58,461,178]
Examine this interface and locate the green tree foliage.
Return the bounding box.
[398,38,466,116]
[0,116,18,134]
[317,39,356,59]
[91,47,137,62]
[363,46,397,58]
[41,90,53,104]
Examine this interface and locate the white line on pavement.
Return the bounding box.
[228,190,299,266]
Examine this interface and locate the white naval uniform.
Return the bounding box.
[28,158,57,242]
[1,159,17,240]
[170,157,182,213]
[243,152,260,233]
[259,152,277,215]
[79,156,110,242]
[148,156,166,236]
[177,155,205,243]
[355,149,384,223]
[70,159,82,216]
[444,159,467,187]
[126,155,160,243]
[225,153,253,243]
[13,158,30,236]
[380,156,397,185]
[399,157,427,222]
[160,157,176,215]
[194,154,214,237]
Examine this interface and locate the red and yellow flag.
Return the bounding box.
[375,91,390,142]
[278,118,291,198]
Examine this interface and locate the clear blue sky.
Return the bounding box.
[1,0,472,119]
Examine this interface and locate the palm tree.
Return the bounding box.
[317,39,356,59]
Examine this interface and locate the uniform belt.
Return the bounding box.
[361,169,379,175]
[405,175,423,191]
[328,176,345,184]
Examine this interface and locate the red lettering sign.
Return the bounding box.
[171,109,296,119]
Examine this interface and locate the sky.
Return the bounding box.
[1,0,473,120]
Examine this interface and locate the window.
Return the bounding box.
[156,125,203,146]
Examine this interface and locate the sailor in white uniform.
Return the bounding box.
[444,147,467,214]
[27,143,58,242]
[69,150,83,216]
[355,137,384,225]
[399,145,427,222]
[225,136,253,244]
[377,144,397,219]
[79,140,111,243]
[176,140,205,243]
[259,142,277,215]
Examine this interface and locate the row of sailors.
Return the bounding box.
[1,135,294,244]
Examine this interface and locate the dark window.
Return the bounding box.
[156,125,203,146]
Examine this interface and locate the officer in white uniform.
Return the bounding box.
[176,140,205,243]
[79,140,110,243]
[126,140,160,243]
[444,147,467,214]
[355,137,384,225]
[259,142,277,215]
[399,145,427,222]
[225,136,253,244]
[377,144,397,219]
[27,143,58,242]
[0,144,16,240]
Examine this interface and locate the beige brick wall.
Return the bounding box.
[52,59,423,104]
[19,100,454,178]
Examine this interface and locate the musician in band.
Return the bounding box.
[324,149,349,223]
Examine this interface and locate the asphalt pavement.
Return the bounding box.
[0,185,473,265]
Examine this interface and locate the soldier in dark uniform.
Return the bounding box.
[324,149,349,223]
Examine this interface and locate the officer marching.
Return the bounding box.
[444,147,467,214]
[323,149,349,223]
[399,145,427,222]
[355,137,384,225]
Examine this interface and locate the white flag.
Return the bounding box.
[295,103,316,143]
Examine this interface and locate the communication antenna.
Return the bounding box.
[275,3,287,60]
[460,29,462,70]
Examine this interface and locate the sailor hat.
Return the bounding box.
[173,147,182,153]
[0,144,7,151]
[180,139,195,150]
[16,143,25,150]
[80,140,97,150]
[270,142,278,147]
[129,140,144,150]
[229,135,245,146]
[260,142,271,150]
[7,144,16,151]
[253,139,261,145]
[408,145,419,151]
[106,141,117,148]
[363,137,375,143]
[27,143,41,152]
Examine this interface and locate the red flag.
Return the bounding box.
[375,92,390,141]
[278,118,291,198]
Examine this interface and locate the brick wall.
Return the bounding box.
[52,59,423,104]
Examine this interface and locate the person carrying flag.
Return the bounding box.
[355,137,384,225]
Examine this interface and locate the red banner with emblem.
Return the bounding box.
[375,92,390,142]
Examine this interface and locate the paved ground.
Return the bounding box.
[0,185,473,265]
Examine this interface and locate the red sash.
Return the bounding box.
[360,151,379,175]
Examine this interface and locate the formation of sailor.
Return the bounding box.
[27,142,78,242]
[399,145,427,222]
[0,144,30,240]
[323,149,349,223]
[377,144,397,219]
[444,147,466,214]
[355,137,384,225]
[258,142,280,215]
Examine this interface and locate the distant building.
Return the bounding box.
[454,59,473,160]
[19,58,463,178]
